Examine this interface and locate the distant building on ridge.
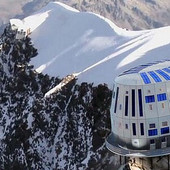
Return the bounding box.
[9,19,31,39]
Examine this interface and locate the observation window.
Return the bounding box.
[140,123,144,136]
[148,71,162,82]
[138,89,143,117]
[132,89,135,117]
[156,70,170,80]
[140,72,151,84]
[157,93,167,102]
[132,123,136,136]
[148,129,158,136]
[114,87,119,113]
[161,127,169,135]
[149,123,155,128]
[145,95,155,103]
[125,96,128,116]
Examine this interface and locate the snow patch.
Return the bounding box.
[22,2,170,88]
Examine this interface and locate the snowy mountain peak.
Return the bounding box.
[21,2,170,88]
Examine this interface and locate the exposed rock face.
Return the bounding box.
[22,0,170,30]
[1,0,170,32]
[0,25,117,169]
[57,0,170,30]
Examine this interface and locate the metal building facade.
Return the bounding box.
[106,61,170,157]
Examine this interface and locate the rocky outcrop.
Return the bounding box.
[0,24,117,169]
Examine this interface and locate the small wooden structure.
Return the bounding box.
[44,73,79,98]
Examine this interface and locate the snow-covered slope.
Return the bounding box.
[23,2,170,87]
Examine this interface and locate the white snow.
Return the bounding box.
[22,2,170,88]
[44,83,62,98]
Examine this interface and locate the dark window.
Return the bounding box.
[140,123,144,136]
[162,121,168,126]
[162,137,166,142]
[150,139,155,144]
[156,70,170,80]
[157,93,167,102]
[112,85,115,98]
[163,68,170,73]
[148,71,162,82]
[148,129,158,136]
[132,89,135,117]
[119,104,122,110]
[113,91,115,98]
[114,87,119,113]
[149,123,155,128]
[125,96,128,116]
[138,89,143,117]
[161,127,169,134]
[145,95,155,103]
[132,123,136,136]
[125,124,128,129]
[140,72,151,84]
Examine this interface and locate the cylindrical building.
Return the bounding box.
[106,60,170,159]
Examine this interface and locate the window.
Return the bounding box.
[149,123,155,128]
[140,72,151,84]
[138,89,143,117]
[132,123,136,136]
[162,121,168,126]
[132,89,135,117]
[157,93,167,102]
[148,71,162,82]
[140,123,144,136]
[145,95,155,103]
[156,69,170,80]
[163,68,170,74]
[148,129,158,136]
[112,85,115,98]
[119,104,122,110]
[126,91,128,94]
[150,139,155,144]
[113,91,115,98]
[162,137,166,142]
[114,87,119,113]
[161,127,169,135]
[125,96,128,116]
[125,124,128,129]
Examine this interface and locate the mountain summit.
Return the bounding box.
[22,2,170,87]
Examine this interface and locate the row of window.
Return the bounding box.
[113,87,167,117]
[131,122,170,137]
[150,136,167,145]
[140,69,170,84]
[125,89,144,117]
[149,127,170,136]
[132,123,144,136]
[145,93,167,103]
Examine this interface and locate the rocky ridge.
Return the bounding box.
[0,25,116,169]
[23,0,170,30]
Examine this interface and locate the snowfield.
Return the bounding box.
[23,2,170,88]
